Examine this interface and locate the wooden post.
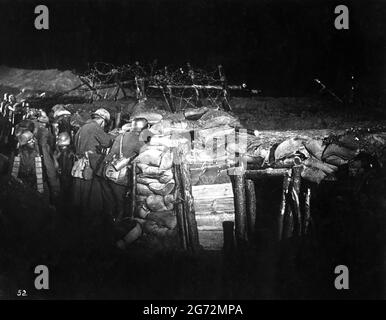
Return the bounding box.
[218,65,232,112]
[223,221,235,254]
[130,162,137,219]
[172,163,188,250]
[291,165,303,237]
[303,186,312,236]
[233,171,247,247]
[278,171,292,241]
[180,159,201,252]
[245,179,256,242]
[115,110,122,129]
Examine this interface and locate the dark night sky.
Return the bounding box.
[0,0,385,97]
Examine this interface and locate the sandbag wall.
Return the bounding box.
[131,105,242,250]
[133,138,178,243]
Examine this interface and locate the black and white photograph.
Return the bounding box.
[0,0,385,304]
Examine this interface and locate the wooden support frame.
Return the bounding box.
[228,165,313,247]
[173,149,201,252]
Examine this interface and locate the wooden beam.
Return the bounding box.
[245,179,257,242]
[173,163,188,250]
[180,159,201,252]
[232,172,248,247]
[227,167,290,178]
[130,162,137,219]
[278,171,292,241]
[291,165,303,237]
[303,186,312,236]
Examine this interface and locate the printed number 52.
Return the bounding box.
[17,289,27,297]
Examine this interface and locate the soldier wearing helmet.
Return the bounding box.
[10,129,60,204]
[102,116,153,222]
[0,93,8,116]
[0,94,10,146]
[52,106,72,137]
[72,107,114,221]
[54,131,75,210]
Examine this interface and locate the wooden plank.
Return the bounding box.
[227,167,290,177]
[194,198,235,215]
[196,213,235,228]
[198,230,224,250]
[192,183,234,200]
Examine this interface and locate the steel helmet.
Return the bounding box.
[18,130,34,146]
[92,108,110,122]
[53,109,71,118]
[8,94,16,103]
[56,132,71,147]
[38,110,49,123]
[132,117,149,132]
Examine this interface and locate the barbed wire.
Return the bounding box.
[80,62,224,87]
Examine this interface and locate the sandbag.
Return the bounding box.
[146,194,168,212]
[147,211,177,230]
[301,166,327,184]
[136,195,148,204]
[304,139,325,160]
[149,120,173,135]
[139,144,168,154]
[303,156,338,175]
[137,205,150,219]
[198,110,240,128]
[163,194,175,206]
[158,169,174,183]
[322,144,359,161]
[132,111,163,124]
[323,155,349,167]
[149,119,194,135]
[137,176,161,185]
[274,137,309,161]
[135,149,164,167]
[149,135,190,148]
[143,220,174,238]
[159,150,173,170]
[148,181,175,196]
[137,163,166,176]
[184,107,208,120]
[137,183,154,196]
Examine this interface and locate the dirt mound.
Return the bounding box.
[0,66,81,94]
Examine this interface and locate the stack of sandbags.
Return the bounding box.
[134,135,188,240]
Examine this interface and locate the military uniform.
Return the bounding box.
[72,119,113,215]
[104,130,148,220]
[11,140,60,203]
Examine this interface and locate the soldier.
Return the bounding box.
[53,107,72,137]
[54,131,75,212]
[104,117,151,222]
[0,93,8,116]
[72,108,114,226]
[10,130,60,204]
[0,94,14,146]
